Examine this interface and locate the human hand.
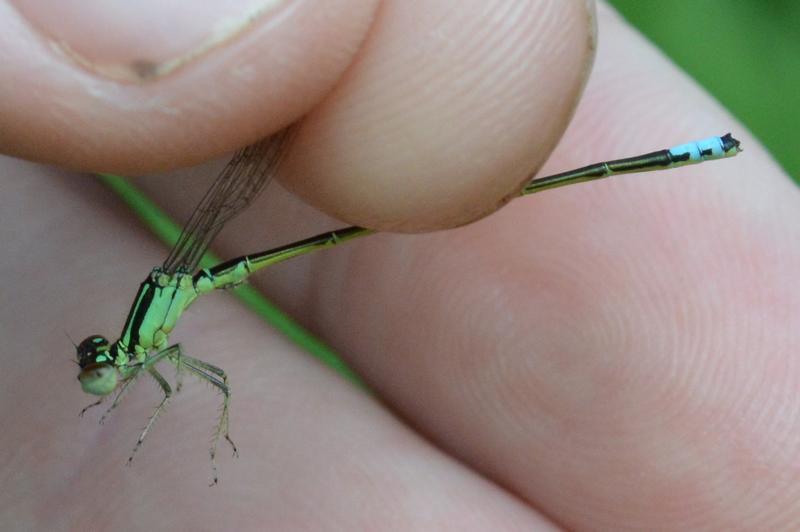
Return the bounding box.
[1,1,798,530]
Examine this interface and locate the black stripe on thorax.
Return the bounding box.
[119,276,156,352]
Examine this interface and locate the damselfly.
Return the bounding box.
[76,128,741,483]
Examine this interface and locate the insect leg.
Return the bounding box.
[166,346,237,485]
[127,366,172,465]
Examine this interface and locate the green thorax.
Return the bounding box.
[114,268,201,364]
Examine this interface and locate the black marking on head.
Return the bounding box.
[76,335,110,368]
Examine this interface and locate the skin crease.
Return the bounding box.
[1,2,800,532]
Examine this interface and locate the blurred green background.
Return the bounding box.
[608,0,800,183]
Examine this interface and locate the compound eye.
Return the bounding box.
[78,363,118,396]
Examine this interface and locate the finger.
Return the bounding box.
[0,164,555,529]
[242,4,796,530]
[0,0,379,173]
[282,0,595,231]
[2,0,594,233]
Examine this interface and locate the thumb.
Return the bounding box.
[0,0,379,172]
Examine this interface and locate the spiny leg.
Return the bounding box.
[98,368,143,425]
[128,366,172,466]
[173,343,185,393]
[79,397,105,417]
[169,349,237,456]
[80,366,142,419]
[82,346,175,424]
[166,346,237,484]
[180,363,229,486]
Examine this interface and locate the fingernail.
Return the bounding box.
[11,0,287,82]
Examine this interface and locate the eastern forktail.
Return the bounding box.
[76,128,741,483]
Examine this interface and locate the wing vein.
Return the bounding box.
[162,126,298,274]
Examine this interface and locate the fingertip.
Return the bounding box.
[281,0,596,232]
